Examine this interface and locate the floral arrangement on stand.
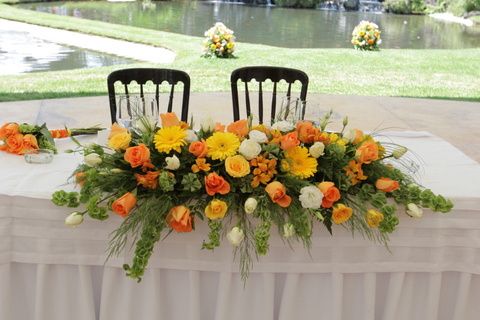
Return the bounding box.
[202,22,236,58]
[52,112,453,281]
[351,20,382,51]
[0,122,102,155]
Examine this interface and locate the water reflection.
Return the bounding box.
[18,0,480,49]
[0,23,135,75]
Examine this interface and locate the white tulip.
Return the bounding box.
[84,153,102,167]
[186,130,198,143]
[239,139,262,160]
[283,223,296,238]
[406,203,423,218]
[249,130,268,143]
[299,186,323,209]
[244,197,258,214]
[165,155,180,170]
[201,117,215,132]
[227,227,244,247]
[65,212,84,227]
[271,120,295,133]
[309,142,325,158]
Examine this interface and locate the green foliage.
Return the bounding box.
[385,0,426,14]
[275,0,321,8]
[51,190,79,208]
[181,173,202,192]
[202,220,222,250]
[254,221,271,255]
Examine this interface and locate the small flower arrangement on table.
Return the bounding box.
[0,122,103,155]
[52,112,453,282]
[202,22,236,58]
[351,20,382,51]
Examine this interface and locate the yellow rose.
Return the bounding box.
[366,209,384,228]
[205,199,228,220]
[225,155,250,178]
[108,132,131,150]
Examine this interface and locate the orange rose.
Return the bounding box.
[167,205,193,232]
[265,181,291,208]
[189,140,208,158]
[332,204,353,224]
[112,192,137,218]
[135,171,160,189]
[375,177,399,192]
[280,132,300,150]
[124,144,151,168]
[352,129,364,144]
[318,181,341,208]
[0,122,20,139]
[296,121,320,144]
[108,123,128,139]
[160,112,180,127]
[204,172,230,196]
[227,119,248,138]
[356,141,379,164]
[22,134,39,153]
[6,133,24,154]
[215,122,225,132]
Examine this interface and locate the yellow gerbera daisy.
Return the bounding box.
[154,126,187,153]
[206,132,240,160]
[283,146,318,179]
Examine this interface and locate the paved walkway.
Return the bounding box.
[1,94,479,162]
[0,19,175,63]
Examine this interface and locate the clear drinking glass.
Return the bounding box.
[116,95,140,129]
[274,97,306,123]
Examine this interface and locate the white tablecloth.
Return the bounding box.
[1,132,480,320]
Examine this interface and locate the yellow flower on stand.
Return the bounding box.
[206,132,240,160]
[366,209,384,228]
[205,199,228,220]
[154,126,187,153]
[283,146,317,179]
[332,204,353,224]
[225,155,250,178]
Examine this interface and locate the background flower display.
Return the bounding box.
[202,22,236,58]
[52,113,453,281]
[351,20,382,51]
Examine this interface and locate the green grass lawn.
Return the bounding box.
[0,4,479,102]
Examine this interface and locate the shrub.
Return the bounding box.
[384,0,426,14]
[274,0,321,8]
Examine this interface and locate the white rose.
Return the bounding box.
[309,142,325,158]
[186,130,198,143]
[271,120,295,133]
[65,212,83,227]
[165,155,180,170]
[227,227,244,247]
[239,139,262,160]
[283,223,295,238]
[249,130,268,143]
[244,197,258,214]
[84,153,102,167]
[342,129,356,143]
[201,117,215,132]
[406,203,423,218]
[299,185,323,209]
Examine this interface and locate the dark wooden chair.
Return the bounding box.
[230,66,309,124]
[107,68,190,124]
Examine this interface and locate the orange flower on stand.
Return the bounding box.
[227,119,248,138]
[375,177,399,192]
[191,158,211,173]
[280,132,300,150]
[296,121,321,144]
[124,144,151,169]
[22,134,39,153]
[112,192,137,218]
[250,155,277,188]
[167,205,193,232]
[160,113,180,127]
[135,171,160,189]
[344,160,367,185]
[204,172,230,196]
[356,140,379,164]
[0,123,19,139]
[318,181,341,208]
[265,181,291,208]
[6,133,24,154]
[189,140,208,158]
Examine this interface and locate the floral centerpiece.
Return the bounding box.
[202,22,236,58]
[0,122,103,155]
[351,20,382,51]
[52,113,453,281]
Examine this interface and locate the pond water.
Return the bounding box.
[0,25,135,75]
[19,0,480,49]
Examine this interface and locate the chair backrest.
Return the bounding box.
[230,66,309,124]
[107,68,190,124]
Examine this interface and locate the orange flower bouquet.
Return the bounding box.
[52,113,453,281]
